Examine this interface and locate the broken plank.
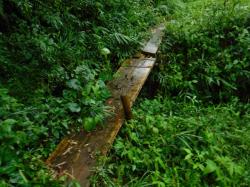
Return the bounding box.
[142,23,165,55]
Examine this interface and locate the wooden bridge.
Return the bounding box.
[46,24,165,186]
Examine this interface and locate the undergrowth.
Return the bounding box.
[91,0,250,186]
[0,0,165,186]
[91,98,250,186]
[155,0,250,102]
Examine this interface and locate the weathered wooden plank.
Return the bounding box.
[46,98,124,187]
[46,57,156,187]
[109,58,156,99]
[46,24,165,186]
[121,57,155,68]
[142,23,165,55]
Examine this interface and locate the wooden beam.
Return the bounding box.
[120,95,132,120]
[142,23,165,55]
[46,24,165,187]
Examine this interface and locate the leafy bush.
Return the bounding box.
[0,89,65,186]
[0,0,161,185]
[155,0,250,103]
[91,98,250,186]
[91,1,250,186]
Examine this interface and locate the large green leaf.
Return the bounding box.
[67,102,81,113]
[204,160,218,175]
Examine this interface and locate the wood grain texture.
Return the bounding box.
[46,24,164,187]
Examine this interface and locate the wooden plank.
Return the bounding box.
[46,57,156,187]
[142,23,165,55]
[108,58,156,103]
[46,99,124,187]
[121,57,155,68]
[46,24,165,186]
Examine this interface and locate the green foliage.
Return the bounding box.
[2,0,249,186]
[155,0,250,103]
[91,98,250,186]
[91,0,250,186]
[154,0,185,16]
[0,0,161,186]
[0,88,65,186]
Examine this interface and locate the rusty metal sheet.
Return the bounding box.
[142,24,165,55]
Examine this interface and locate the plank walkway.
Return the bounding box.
[46,24,165,186]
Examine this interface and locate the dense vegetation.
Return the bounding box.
[0,0,249,186]
[0,0,162,186]
[92,99,250,186]
[155,0,250,102]
[91,0,250,186]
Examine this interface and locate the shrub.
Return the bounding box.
[0,0,160,185]
[155,0,250,103]
[91,98,250,186]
